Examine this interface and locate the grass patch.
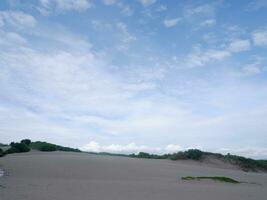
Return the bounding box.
[181,176,240,183]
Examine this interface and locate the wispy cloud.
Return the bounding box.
[163,18,181,28]
[38,0,91,15]
[252,28,267,46]
[228,39,251,52]
[200,19,216,27]
[0,10,36,28]
[183,38,251,68]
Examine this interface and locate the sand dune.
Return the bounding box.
[0,151,267,200]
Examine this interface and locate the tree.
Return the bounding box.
[21,139,31,146]
[7,142,30,153]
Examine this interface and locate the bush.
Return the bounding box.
[30,141,81,152]
[39,144,57,151]
[137,152,152,158]
[9,142,30,153]
[168,149,203,160]
[21,139,31,146]
[5,147,19,154]
[184,149,203,160]
[169,152,186,160]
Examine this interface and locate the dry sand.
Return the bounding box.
[0,151,267,200]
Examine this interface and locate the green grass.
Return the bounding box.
[181,176,240,183]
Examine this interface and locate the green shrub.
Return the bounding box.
[5,147,19,154]
[9,142,30,153]
[30,141,81,152]
[21,139,31,146]
[185,149,203,160]
[39,144,57,151]
[169,152,186,160]
[168,149,203,160]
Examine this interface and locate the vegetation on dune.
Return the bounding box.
[30,141,81,152]
[21,139,31,146]
[224,153,267,172]
[129,149,267,172]
[6,142,31,154]
[130,149,203,161]
[0,139,81,157]
[181,176,240,183]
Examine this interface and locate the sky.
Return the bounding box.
[0,0,267,158]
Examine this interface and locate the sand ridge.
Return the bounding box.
[0,151,266,200]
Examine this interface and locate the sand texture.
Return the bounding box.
[0,151,267,200]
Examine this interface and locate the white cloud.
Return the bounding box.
[116,22,136,48]
[184,39,252,68]
[38,0,91,14]
[0,30,27,45]
[119,3,134,16]
[184,48,231,68]
[81,141,161,153]
[200,19,216,27]
[242,57,265,75]
[163,18,181,28]
[0,11,36,28]
[243,64,262,75]
[184,4,216,18]
[228,39,251,52]
[164,144,182,153]
[138,0,157,7]
[81,141,185,154]
[252,29,267,46]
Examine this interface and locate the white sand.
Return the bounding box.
[0,151,267,200]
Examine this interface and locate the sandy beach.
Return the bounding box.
[0,151,266,200]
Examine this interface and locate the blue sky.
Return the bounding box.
[0,0,267,158]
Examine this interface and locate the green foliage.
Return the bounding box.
[5,147,18,154]
[131,149,202,161]
[39,143,57,151]
[181,176,240,183]
[130,152,168,159]
[6,142,30,154]
[30,141,81,152]
[185,149,203,160]
[130,149,267,172]
[21,139,31,146]
[168,149,203,160]
[224,153,267,171]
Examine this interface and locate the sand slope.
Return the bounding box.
[0,151,267,200]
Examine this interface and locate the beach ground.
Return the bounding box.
[0,151,266,200]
